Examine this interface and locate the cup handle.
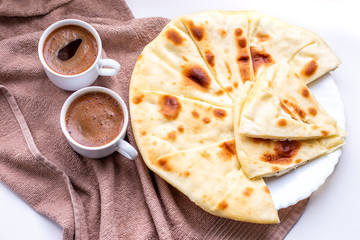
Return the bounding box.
[98,59,121,76]
[116,139,138,160]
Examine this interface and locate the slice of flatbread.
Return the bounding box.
[236,135,345,179]
[130,90,234,163]
[234,82,345,179]
[289,41,341,84]
[212,169,279,223]
[150,140,279,224]
[248,12,341,83]
[131,17,233,108]
[238,62,341,140]
[181,11,253,100]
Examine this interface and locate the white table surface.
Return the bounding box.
[1,0,359,239]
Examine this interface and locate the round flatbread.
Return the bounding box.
[130,10,342,223]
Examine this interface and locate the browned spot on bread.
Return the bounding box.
[159,95,181,120]
[132,94,144,104]
[256,33,270,42]
[180,171,190,177]
[301,87,310,98]
[217,200,228,210]
[302,60,318,77]
[295,159,302,164]
[219,140,236,155]
[225,62,232,80]
[277,118,287,127]
[292,104,306,120]
[238,37,247,48]
[165,29,185,45]
[243,187,254,197]
[280,101,293,116]
[200,150,210,159]
[250,47,273,75]
[182,56,188,62]
[308,107,317,116]
[236,38,252,84]
[321,131,329,136]
[233,82,239,88]
[156,158,172,171]
[272,166,280,171]
[263,186,270,194]
[262,140,301,165]
[283,99,306,120]
[215,90,225,96]
[137,54,143,61]
[177,125,184,133]
[234,28,243,36]
[225,86,233,92]
[187,20,204,41]
[202,117,211,124]
[183,65,211,89]
[191,110,200,118]
[240,67,251,83]
[213,108,226,118]
[218,29,227,38]
[205,50,215,67]
[252,138,271,145]
[237,53,249,63]
[167,131,177,140]
[140,130,147,136]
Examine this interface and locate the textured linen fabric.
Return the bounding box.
[0,0,309,239]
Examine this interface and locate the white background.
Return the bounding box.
[1,0,359,239]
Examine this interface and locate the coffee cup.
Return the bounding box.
[38,19,120,91]
[60,86,138,160]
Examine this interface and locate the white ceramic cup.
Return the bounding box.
[38,19,120,91]
[60,86,138,160]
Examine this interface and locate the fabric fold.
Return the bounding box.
[0,85,79,240]
[0,0,73,17]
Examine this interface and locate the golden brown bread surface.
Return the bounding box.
[130,11,343,223]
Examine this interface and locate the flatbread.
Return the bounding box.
[289,41,342,84]
[130,10,344,223]
[130,87,279,224]
[235,135,345,179]
[248,11,341,83]
[130,90,234,162]
[182,11,253,100]
[212,169,279,223]
[149,140,279,223]
[234,82,345,179]
[131,17,232,108]
[238,61,341,140]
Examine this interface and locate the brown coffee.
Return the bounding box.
[43,25,98,75]
[65,91,124,147]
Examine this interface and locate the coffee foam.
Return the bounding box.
[65,91,124,147]
[43,25,98,75]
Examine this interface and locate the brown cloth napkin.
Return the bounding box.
[0,0,309,239]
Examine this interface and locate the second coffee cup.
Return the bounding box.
[38,19,120,91]
[60,86,138,160]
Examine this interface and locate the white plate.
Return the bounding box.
[266,73,345,210]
